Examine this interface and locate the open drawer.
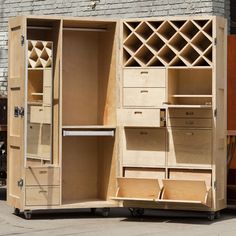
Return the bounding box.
[159,179,212,207]
[112,178,162,201]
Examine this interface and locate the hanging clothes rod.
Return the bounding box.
[27,26,107,32]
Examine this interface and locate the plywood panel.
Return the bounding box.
[124,167,165,179]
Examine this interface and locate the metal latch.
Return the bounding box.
[17,178,24,188]
[14,106,24,118]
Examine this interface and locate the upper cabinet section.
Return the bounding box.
[122,18,213,67]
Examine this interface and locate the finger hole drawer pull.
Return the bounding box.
[140,71,148,75]
[185,132,194,136]
[39,170,48,174]
[186,112,194,116]
[134,111,142,115]
[140,90,148,93]
[140,131,148,135]
[39,190,47,193]
[185,121,194,125]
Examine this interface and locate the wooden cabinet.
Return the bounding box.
[7,15,227,218]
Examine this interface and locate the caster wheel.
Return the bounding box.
[215,211,221,219]
[24,211,32,220]
[207,212,215,221]
[14,208,20,216]
[129,208,145,217]
[91,208,96,214]
[102,208,110,217]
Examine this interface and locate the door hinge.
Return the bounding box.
[214,37,217,46]
[21,35,25,46]
[214,109,217,117]
[17,178,24,188]
[14,106,24,118]
[214,181,217,189]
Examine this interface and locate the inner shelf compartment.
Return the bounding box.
[62,133,117,204]
[168,68,212,106]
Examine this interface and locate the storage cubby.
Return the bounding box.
[28,70,43,103]
[62,134,116,204]
[168,68,212,106]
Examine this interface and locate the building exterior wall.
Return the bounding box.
[0,0,230,96]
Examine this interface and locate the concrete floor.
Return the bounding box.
[1,188,236,236]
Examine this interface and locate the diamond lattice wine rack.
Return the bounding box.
[122,19,213,67]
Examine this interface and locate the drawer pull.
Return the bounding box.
[140,71,148,75]
[39,170,48,174]
[185,132,194,136]
[140,90,148,93]
[140,131,148,135]
[38,190,47,193]
[39,108,43,111]
[185,121,194,125]
[134,111,142,115]
[186,112,194,116]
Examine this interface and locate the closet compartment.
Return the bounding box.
[118,109,165,127]
[168,108,212,118]
[123,68,166,87]
[167,117,212,128]
[122,128,166,167]
[167,128,212,168]
[62,129,117,205]
[62,20,117,126]
[167,69,212,106]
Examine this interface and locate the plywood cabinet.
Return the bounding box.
[8,15,227,218]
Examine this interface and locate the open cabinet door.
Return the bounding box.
[7,16,26,209]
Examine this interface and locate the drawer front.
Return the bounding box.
[123,68,166,87]
[168,108,212,118]
[168,129,212,167]
[118,109,164,127]
[167,118,212,128]
[26,167,60,186]
[123,128,166,167]
[30,106,44,123]
[30,106,51,124]
[124,167,165,179]
[123,88,165,107]
[25,186,60,206]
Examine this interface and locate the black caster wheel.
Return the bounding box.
[214,211,221,219]
[91,208,96,214]
[207,212,215,221]
[129,208,145,217]
[102,208,110,217]
[24,211,32,220]
[14,208,20,216]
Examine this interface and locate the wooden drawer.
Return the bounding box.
[124,167,165,179]
[25,167,60,186]
[167,129,212,168]
[25,186,60,206]
[123,68,166,87]
[168,108,212,118]
[167,118,212,128]
[123,128,166,167]
[123,88,165,107]
[30,105,51,124]
[118,109,165,127]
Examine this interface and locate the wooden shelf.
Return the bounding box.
[62,125,116,129]
[171,95,212,98]
[164,104,212,108]
[63,130,115,137]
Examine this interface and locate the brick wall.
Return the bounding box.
[0,0,230,96]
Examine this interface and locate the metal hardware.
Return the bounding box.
[21,35,24,46]
[214,181,217,189]
[214,37,217,46]
[214,109,217,117]
[14,106,24,118]
[17,178,24,187]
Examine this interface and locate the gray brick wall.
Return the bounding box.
[0,0,230,96]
